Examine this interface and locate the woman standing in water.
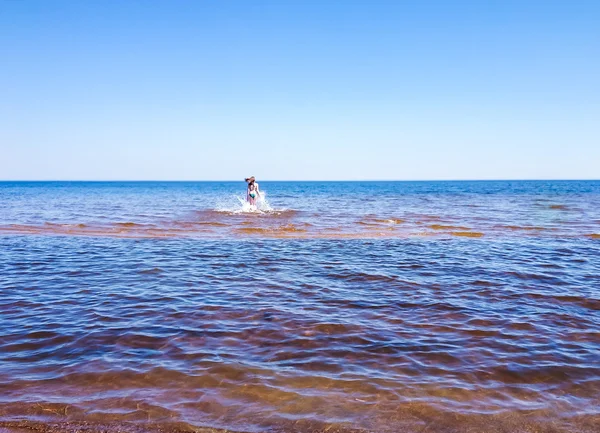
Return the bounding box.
[245,176,261,206]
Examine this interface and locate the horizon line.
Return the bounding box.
[1,179,599,182]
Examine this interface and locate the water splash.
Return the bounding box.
[216,190,278,214]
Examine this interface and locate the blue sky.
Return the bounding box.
[1,0,598,180]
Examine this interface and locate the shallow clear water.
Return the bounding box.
[0,181,599,433]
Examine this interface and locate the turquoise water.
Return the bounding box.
[0,181,599,433]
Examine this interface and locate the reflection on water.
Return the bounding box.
[0,181,599,432]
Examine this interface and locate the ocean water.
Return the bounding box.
[0,181,599,433]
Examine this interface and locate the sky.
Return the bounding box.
[1,0,598,180]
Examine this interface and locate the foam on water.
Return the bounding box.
[215,190,285,214]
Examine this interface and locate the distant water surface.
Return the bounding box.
[0,181,599,432]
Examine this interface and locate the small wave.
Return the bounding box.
[407,213,444,222]
[376,218,404,224]
[196,221,228,227]
[277,224,308,233]
[174,220,229,228]
[359,217,404,226]
[357,220,379,226]
[115,222,145,228]
[235,227,272,234]
[138,267,164,275]
[429,224,471,231]
[498,225,547,232]
[451,231,484,238]
[235,224,308,235]
[116,222,136,227]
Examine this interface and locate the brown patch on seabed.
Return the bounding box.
[235,224,309,235]
[0,420,369,433]
[1,412,600,433]
[0,225,182,239]
[234,227,272,235]
[0,224,594,240]
[0,421,228,433]
[0,224,407,239]
[115,222,146,228]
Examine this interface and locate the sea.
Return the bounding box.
[0,181,599,433]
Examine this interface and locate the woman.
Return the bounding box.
[245,176,261,206]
